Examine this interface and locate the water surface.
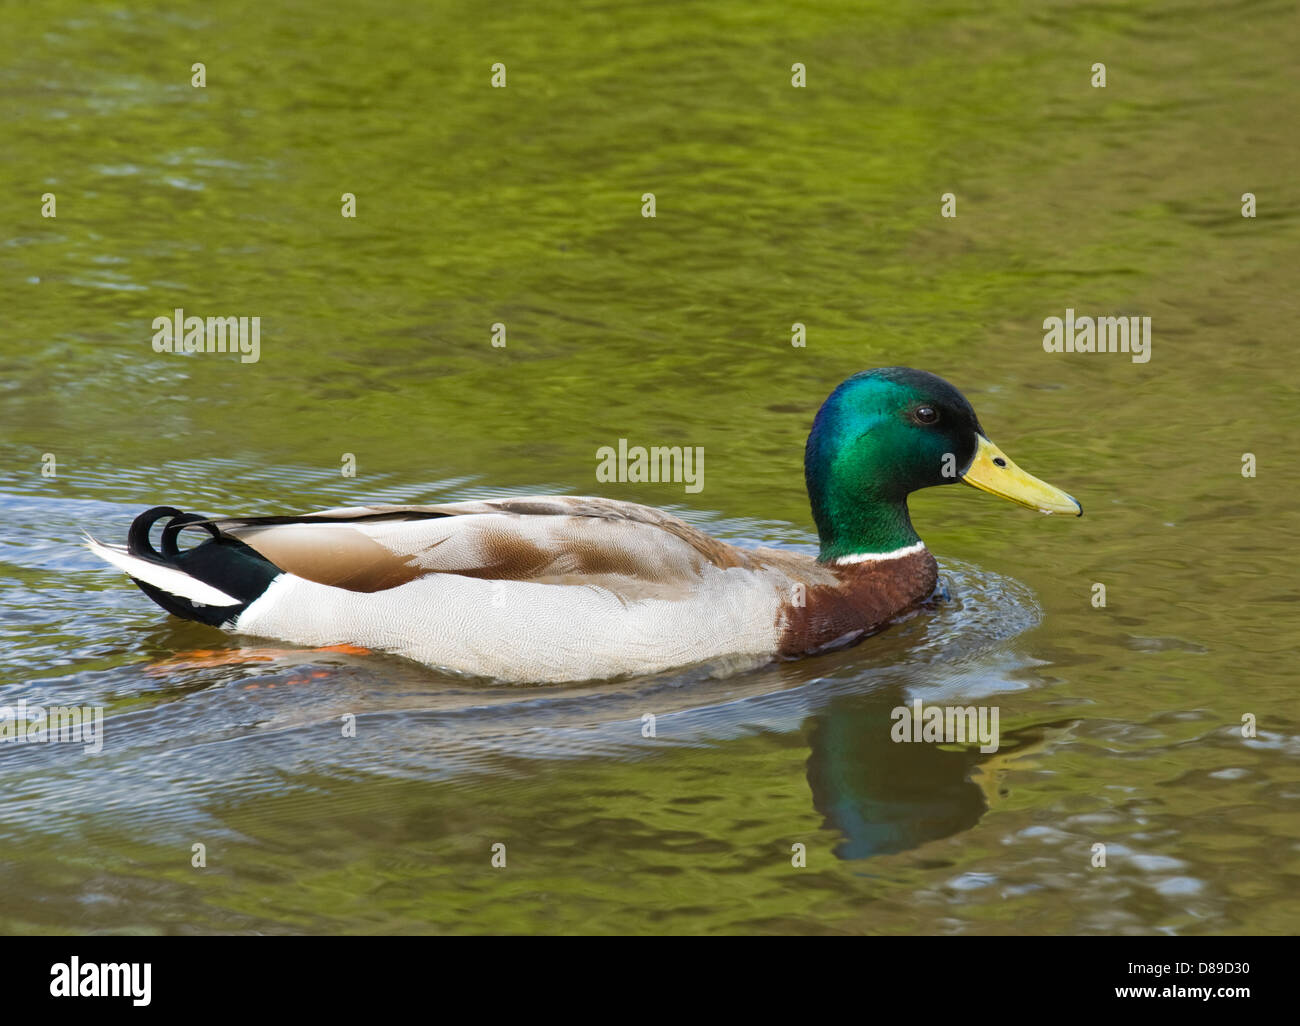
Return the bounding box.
[1,0,1298,934]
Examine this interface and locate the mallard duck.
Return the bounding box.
[87,367,1080,682]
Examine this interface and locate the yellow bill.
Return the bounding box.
[961,435,1082,516]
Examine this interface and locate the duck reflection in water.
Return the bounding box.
[805,687,1050,859]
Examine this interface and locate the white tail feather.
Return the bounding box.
[84,534,240,607]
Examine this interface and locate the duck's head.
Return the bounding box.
[805,367,1081,562]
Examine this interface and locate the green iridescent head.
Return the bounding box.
[804,367,1081,561]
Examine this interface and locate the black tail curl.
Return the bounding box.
[126,506,283,626]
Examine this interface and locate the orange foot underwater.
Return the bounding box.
[146,643,372,673]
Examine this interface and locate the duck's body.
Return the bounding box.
[87,368,1080,682]
[88,496,939,681]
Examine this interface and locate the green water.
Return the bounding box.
[1,0,1298,933]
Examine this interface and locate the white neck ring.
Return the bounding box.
[831,541,927,565]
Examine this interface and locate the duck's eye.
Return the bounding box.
[913,406,939,425]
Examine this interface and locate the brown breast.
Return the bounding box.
[776,548,939,657]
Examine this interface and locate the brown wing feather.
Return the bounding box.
[213,496,797,596]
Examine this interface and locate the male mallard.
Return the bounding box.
[87,367,1080,682]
